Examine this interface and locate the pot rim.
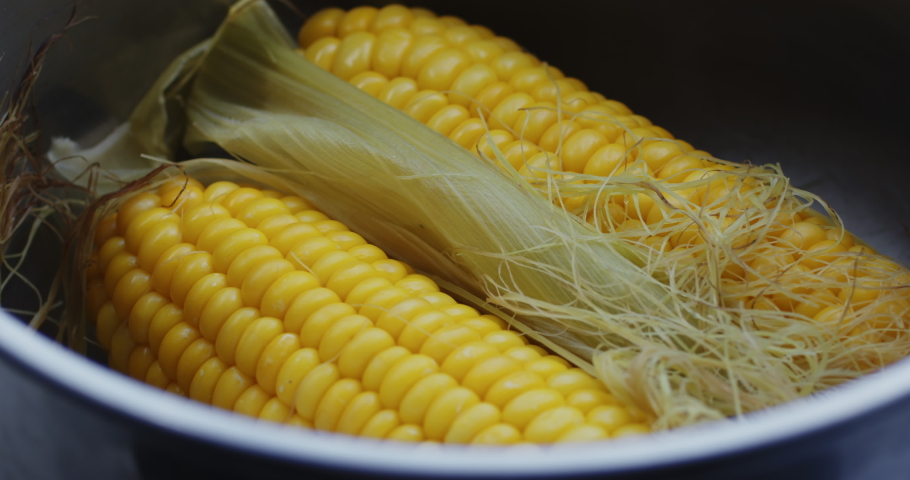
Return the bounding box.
[2,310,909,477]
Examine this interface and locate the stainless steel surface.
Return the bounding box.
[2,0,910,479]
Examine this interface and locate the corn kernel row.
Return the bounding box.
[85,175,650,443]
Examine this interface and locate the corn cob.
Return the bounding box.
[85,175,651,443]
[296,5,910,343]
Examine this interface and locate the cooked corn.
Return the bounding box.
[297,5,910,339]
[86,176,650,443]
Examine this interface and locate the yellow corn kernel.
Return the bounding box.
[523,406,585,443]
[336,391,382,435]
[298,7,344,48]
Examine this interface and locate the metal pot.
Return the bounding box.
[2,1,910,478]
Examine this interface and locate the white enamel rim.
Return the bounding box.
[2,309,909,477]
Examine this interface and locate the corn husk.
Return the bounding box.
[48,40,213,195]
[72,0,910,429]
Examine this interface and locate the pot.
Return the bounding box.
[2,0,910,478]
